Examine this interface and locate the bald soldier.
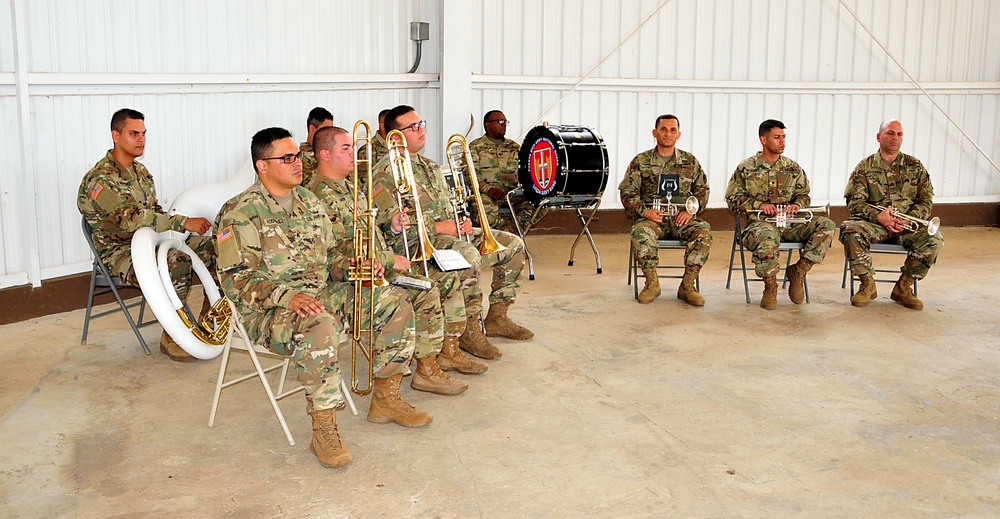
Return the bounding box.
[840,119,944,310]
[77,108,215,362]
[216,127,430,469]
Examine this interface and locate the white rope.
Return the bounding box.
[520,0,676,138]
[838,0,1000,176]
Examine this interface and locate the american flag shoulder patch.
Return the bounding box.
[90,183,105,200]
[217,225,234,244]
[372,182,384,198]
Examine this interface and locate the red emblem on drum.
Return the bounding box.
[529,138,557,196]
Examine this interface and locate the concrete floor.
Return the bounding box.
[1,227,998,518]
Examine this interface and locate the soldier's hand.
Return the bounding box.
[391,209,411,233]
[487,187,506,201]
[877,207,906,233]
[785,203,801,215]
[674,211,693,227]
[369,258,385,279]
[759,203,779,216]
[184,217,212,235]
[289,293,324,317]
[459,216,474,235]
[435,219,461,238]
[643,208,664,224]
[393,254,412,272]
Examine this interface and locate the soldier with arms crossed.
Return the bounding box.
[216,127,429,470]
[725,119,836,309]
[840,119,944,310]
[619,114,712,306]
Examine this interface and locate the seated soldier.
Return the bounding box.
[216,127,429,470]
[77,108,215,362]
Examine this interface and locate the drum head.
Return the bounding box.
[518,125,608,205]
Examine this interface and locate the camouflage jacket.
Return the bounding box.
[358,133,388,170]
[215,182,346,319]
[77,150,188,263]
[726,153,812,215]
[469,135,520,193]
[306,174,397,274]
[370,152,454,255]
[618,148,709,220]
[299,141,318,188]
[844,152,934,222]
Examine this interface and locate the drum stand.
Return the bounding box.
[505,189,604,279]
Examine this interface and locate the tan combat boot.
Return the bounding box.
[459,314,502,360]
[159,331,196,363]
[890,273,923,310]
[676,266,705,306]
[410,355,468,395]
[367,374,433,427]
[851,274,878,307]
[437,336,488,374]
[309,407,352,469]
[484,300,534,340]
[760,275,778,310]
[637,268,661,304]
[785,258,815,305]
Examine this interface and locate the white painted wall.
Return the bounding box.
[1,0,997,288]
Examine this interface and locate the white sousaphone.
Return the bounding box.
[131,159,256,360]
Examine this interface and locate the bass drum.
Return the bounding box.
[517,125,609,205]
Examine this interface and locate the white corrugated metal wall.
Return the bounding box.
[1,0,998,289]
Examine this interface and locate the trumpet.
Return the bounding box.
[445,133,507,256]
[386,129,436,277]
[651,195,700,218]
[872,204,941,236]
[750,203,830,228]
[347,120,386,396]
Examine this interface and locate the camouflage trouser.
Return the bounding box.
[840,219,944,279]
[742,216,836,278]
[630,218,713,271]
[473,228,526,305]
[110,234,216,302]
[412,268,466,338]
[239,285,345,413]
[433,233,484,316]
[397,272,444,359]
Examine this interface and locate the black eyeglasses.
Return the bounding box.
[400,120,427,132]
[487,119,509,125]
[261,151,302,164]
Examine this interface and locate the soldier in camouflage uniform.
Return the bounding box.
[370,105,533,361]
[619,114,712,306]
[841,119,944,310]
[356,109,390,171]
[308,126,485,395]
[725,119,836,309]
[77,108,215,363]
[299,107,333,187]
[216,127,430,470]
[468,110,546,233]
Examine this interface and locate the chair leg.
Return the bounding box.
[341,380,359,416]
[108,282,151,355]
[738,240,751,304]
[81,267,99,345]
[208,339,235,429]
[245,343,296,447]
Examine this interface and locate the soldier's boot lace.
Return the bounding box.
[437,336,488,375]
[851,274,878,307]
[484,300,534,340]
[786,258,814,305]
[459,314,502,360]
[159,331,196,363]
[309,407,352,468]
[760,275,779,310]
[676,266,705,306]
[367,374,433,427]
[638,268,661,304]
[890,272,923,310]
[410,355,468,396]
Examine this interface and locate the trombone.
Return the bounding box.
[442,161,473,242]
[347,120,386,396]
[386,129,436,277]
[445,133,507,256]
[749,203,830,229]
[872,204,941,236]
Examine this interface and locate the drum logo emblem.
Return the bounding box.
[529,138,558,196]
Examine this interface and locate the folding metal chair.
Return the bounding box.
[726,213,810,304]
[80,217,157,354]
[209,299,357,446]
[505,188,604,279]
[841,243,916,296]
[627,240,699,300]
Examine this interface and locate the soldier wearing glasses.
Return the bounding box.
[468,110,546,232]
[369,105,533,363]
[77,108,215,363]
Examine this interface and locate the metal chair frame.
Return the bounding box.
[841,242,917,296]
[80,217,157,354]
[726,213,810,304]
[627,240,700,300]
[505,188,604,280]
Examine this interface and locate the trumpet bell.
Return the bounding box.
[926,216,941,236]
